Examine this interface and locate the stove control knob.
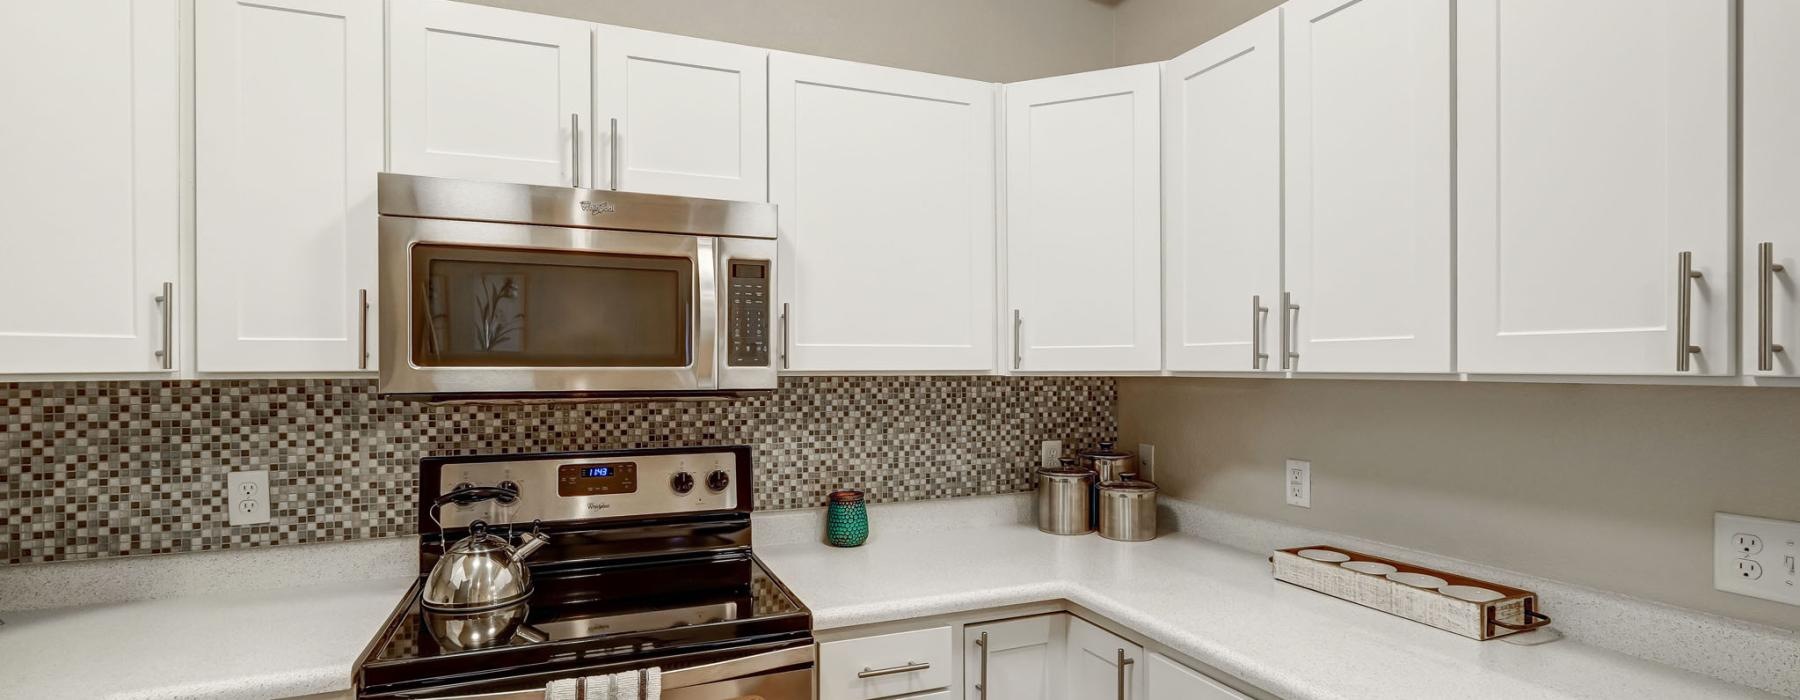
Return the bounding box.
[670,472,695,495]
[706,470,731,492]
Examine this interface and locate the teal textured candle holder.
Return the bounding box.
[826,490,868,547]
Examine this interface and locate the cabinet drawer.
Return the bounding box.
[819,626,954,700]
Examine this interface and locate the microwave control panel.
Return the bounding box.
[726,261,770,366]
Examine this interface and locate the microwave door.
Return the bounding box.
[378,216,717,396]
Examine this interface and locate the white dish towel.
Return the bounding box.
[563,668,660,700]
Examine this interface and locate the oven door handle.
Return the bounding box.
[420,645,816,699]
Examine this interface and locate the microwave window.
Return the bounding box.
[411,244,692,368]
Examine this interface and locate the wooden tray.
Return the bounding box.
[1271,545,1552,640]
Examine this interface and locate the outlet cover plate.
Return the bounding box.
[1715,512,1800,606]
[1137,443,1154,481]
[228,470,271,526]
[1039,440,1063,469]
[1285,459,1311,508]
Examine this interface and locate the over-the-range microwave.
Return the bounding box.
[376,173,777,401]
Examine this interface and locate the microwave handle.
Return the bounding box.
[420,645,815,699]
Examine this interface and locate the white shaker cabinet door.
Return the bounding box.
[1006,65,1162,373]
[1458,0,1733,376]
[1066,617,1145,700]
[595,26,767,201]
[770,53,996,371]
[197,0,383,372]
[1163,9,1283,373]
[965,614,1068,700]
[388,0,591,188]
[1743,0,1800,376]
[1283,0,1453,373]
[0,1,180,374]
[1146,653,1249,700]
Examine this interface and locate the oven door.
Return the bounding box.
[379,216,719,397]
[420,645,815,700]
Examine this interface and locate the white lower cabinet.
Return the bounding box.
[1066,616,1145,700]
[1146,653,1248,700]
[964,614,1068,700]
[819,625,954,700]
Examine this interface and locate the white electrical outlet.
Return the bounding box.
[1040,440,1063,469]
[1136,443,1154,481]
[1715,512,1800,606]
[1285,459,1311,508]
[228,470,271,526]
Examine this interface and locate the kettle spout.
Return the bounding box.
[513,531,551,561]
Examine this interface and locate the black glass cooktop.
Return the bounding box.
[356,551,810,697]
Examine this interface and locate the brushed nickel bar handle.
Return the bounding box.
[155,282,173,369]
[1760,242,1786,372]
[358,289,370,370]
[779,302,790,369]
[1252,294,1269,369]
[857,661,930,679]
[1281,291,1300,370]
[609,117,620,191]
[569,114,580,188]
[1012,310,1023,370]
[1676,251,1702,372]
[1116,648,1134,700]
[975,632,989,699]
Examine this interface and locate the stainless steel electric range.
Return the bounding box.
[352,446,814,699]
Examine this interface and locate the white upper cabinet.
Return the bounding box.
[1066,617,1145,700]
[1163,9,1283,373]
[197,0,383,373]
[770,53,996,371]
[595,26,767,201]
[1458,0,1733,376]
[1283,0,1452,374]
[965,614,1068,700]
[0,1,179,374]
[388,0,591,188]
[1006,65,1162,373]
[1743,0,1799,377]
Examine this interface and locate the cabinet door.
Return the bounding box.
[388,0,591,188]
[1743,0,1799,377]
[595,26,767,201]
[1146,653,1248,700]
[197,0,383,372]
[0,1,179,374]
[1006,65,1162,372]
[1283,0,1452,373]
[770,53,996,371]
[1066,617,1144,700]
[965,614,1067,700]
[1163,9,1283,373]
[1458,0,1733,375]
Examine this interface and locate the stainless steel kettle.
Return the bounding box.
[423,484,551,613]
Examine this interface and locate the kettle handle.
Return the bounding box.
[434,484,521,508]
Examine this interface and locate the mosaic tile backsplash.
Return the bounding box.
[2,376,1115,565]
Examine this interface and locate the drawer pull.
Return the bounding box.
[857,661,930,679]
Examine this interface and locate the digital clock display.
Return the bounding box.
[558,462,637,497]
[583,466,614,478]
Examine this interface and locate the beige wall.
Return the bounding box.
[1118,377,1800,630]
[1111,0,1281,65]
[461,0,1119,83]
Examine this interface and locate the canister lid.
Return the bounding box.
[1098,479,1157,492]
[1080,440,1134,460]
[1038,457,1094,478]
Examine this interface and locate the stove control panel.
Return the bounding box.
[435,450,741,529]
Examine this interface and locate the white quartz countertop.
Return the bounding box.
[754,524,1775,700]
[0,575,415,700]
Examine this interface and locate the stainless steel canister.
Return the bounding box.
[1080,441,1138,482]
[1036,460,1096,535]
[1097,480,1158,541]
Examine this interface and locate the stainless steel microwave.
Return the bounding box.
[377,173,777,400]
